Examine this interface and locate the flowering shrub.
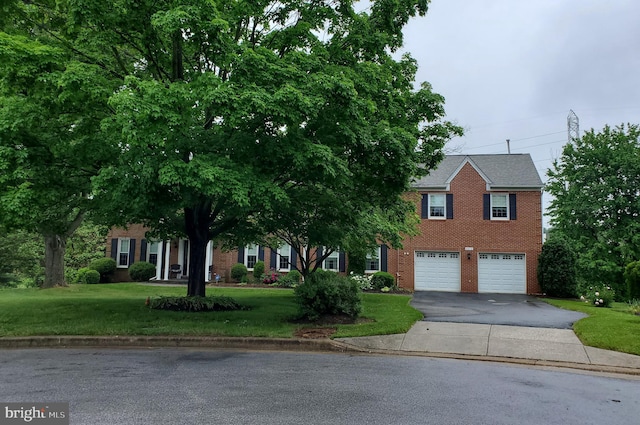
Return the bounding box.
[262,269,280,285]
[628,299,640,315]
[581,285,615,307]
[348,272,372,291]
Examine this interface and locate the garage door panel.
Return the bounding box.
[478,253,526,294]
[415,252,460,291]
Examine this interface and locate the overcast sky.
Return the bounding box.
[397,0,640,224]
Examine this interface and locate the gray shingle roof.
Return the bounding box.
[412,154,543,190]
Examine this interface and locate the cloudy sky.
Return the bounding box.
[397,0,640,223]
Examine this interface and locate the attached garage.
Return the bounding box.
[414,251,460,291]
[478,253,526,294]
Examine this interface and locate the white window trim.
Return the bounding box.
[147,241,159,265]
[277,244,291,272]
[116,238,130,268]
[322,248,340,272]
[245,245,259,271]
[428,193,447,220]
[490,193,509,221]
[365,246,381,273]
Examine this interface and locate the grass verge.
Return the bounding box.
[543,298,640,356]
[0,283,421,339]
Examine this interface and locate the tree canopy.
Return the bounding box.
[546,124,640,298]
[1,0,461,295]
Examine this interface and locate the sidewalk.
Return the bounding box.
[335,321,640,375]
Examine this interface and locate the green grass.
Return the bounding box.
[543,298,640,356]
[0,284,422,339]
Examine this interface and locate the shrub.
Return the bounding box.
[75,268,100,284]
[371,271,395,290]
[581,285,615,307]
[89,258,117,283]
[276,270,300,288]
[129,261,156,282]
[537,236,577,297]
[349,272,373,291]
[628,299,640,315]
[230,263,248,282]
[294,271,361,321]
[253,261,265,279]
[149,296,247,312]
[624,261,640,301]
[262,269,280,285]
[0,273,19,288]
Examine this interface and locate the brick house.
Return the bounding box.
[106,154,543,294]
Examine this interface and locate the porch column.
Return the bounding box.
[155,240,163,280]
[205,241,212,281]
[163,240,171,281]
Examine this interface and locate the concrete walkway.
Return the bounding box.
[336,321,640,374]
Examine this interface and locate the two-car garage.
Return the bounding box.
[414,251,526,294]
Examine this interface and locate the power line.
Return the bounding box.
[465,131,566,151]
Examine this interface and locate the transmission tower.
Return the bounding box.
[567,109,579,143]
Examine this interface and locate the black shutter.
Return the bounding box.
[270,250,277,269]
[237,246,244,264]
[317,247,324,267]
[483,194,490,220]
[421,194,428,219]
[140,239,147,261]
[258,246,265,261]
[509,194,517,220]
[339,251,346,273]
[129,239,136,266]
[446,194,454,219]
[290,247,297,271]
[110,239,118,260]
[380,245,388,272]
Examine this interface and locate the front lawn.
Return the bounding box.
[543,298,640,356]
[0,283,422,339]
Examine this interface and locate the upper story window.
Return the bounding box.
[429,194,445,218]
[117,238,130,268]
[491,194,509,219]
[422,194,453,220]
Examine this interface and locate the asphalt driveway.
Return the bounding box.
[410,291,587,329]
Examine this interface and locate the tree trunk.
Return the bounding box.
[185,205,211,297]
[43,235,68,288]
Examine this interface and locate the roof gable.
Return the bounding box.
[412,154,543,191]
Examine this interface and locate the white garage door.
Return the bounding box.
[414,251,460,291]
[478,253,526,294]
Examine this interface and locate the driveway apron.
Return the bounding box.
[410,291,587,329]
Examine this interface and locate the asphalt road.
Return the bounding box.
[1,349,638,424]
[411,291,587,328]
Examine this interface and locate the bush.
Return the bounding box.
[0,273,19,288]
[628,299,640,315]
[537,236,577,297]
[230,263,248,282]
[276,270,300,288]
[262,269,280,285]
[294,271,361,321]
[149,296,247,312]
[75,268,100,284]
[129,261,156,282]
[581,284,615,307]
[89,257,117,283]
[624,261,640,301]
[370,271,395,290]
[349,273,373,291]
[253,260,265,278]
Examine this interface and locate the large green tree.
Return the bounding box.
[2,1,460,296]
[546,124,640,297]
[0,3,117,287]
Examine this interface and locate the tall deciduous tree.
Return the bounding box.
[546,124,640,297]
[0,3,117,287]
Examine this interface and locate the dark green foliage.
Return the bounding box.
[0,273,19,288]
[347,252,366,275]
[65,221,109,270]
[275,270,300,288]
[286,270,301,284]
[230,263,248,282]
[89,258,117,283]
[624,261,640,301]
[0,229,44,286]
[537,237,577,298]
[84,270,101,285]
[128,261,156,282]
[252,261,265,279]
[294,271,361,321]
[149,296,247,312]
[371,271,395,290]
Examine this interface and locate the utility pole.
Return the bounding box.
[567,110,579,143]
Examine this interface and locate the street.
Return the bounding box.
[1,349,638,424]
